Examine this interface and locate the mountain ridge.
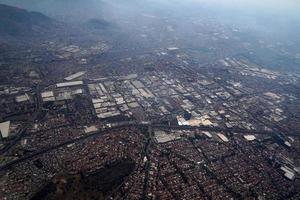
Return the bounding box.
[0,4,60,39]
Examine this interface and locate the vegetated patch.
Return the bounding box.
[31,158,135,200]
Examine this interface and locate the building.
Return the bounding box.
[56,81,83,88]
[64,71,86,81]
[0,121,10,139]
[217,133,229,142]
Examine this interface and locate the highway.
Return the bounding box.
[0,121,286,172]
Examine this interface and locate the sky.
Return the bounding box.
[0,0,299,36]
[1,0,299,15]
[0,0,299,20]
[196,0,300,17]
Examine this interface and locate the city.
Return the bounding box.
[0,0,300,199]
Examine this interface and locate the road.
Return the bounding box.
[0,122,285,172]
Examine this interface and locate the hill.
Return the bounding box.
[0,4,59,38]
[0,0,107,22]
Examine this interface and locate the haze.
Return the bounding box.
[1,0,300,199]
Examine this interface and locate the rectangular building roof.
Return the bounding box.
[64,71,86,81]
[217,133,229,142]
[203,131,212,138]
[43,97,55,102]
[56,81,83,88]
[281,166,295,180]
[41,91,54,98]
[0,121,10,138]
[154,130,180,143]
[16,94,30,103]
[97,111,120,119]
[84,125,98,133]
[167,47,179,51]
[72,89,83,95]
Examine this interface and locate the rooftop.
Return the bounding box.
[0,121,10,138]
[56,81,83,88]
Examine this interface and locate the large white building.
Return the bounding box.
[56,81,83,88]
[0,121,10,138]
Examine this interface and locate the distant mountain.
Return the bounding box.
[0,4,59,38]
[0,0,108,22]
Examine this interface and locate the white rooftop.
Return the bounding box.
[217,133,229,142]
[84,125,98,133]
[16,94,30,103]
[203,131,212,138]
[244,135,256,141]
[56,81,83,88]
[64,71,86,81]
[281,166,295,180]
[167,47,179,51]
[41,91,54,98]
[43,97,55,102]
[284,141,292,147]
[0,121,10,138]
